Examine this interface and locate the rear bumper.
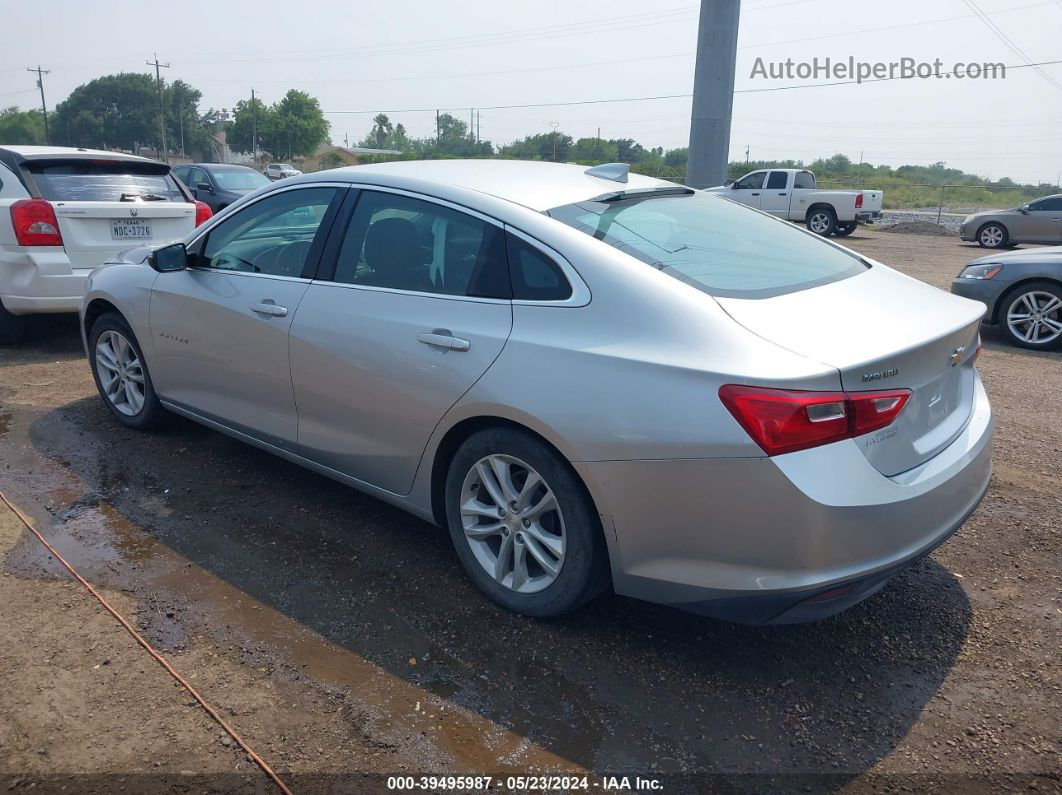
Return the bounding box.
[855,210,882,222]
[579,374,993,624]
[1,247,89,315]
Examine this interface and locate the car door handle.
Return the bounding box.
[778,192,787,196]
[417,331,470,352]
[751,192,760,196]
[250,301,288,317]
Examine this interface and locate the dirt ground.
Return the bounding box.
[0,229,1058,794]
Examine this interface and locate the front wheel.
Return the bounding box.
[89,313,168,429]
[977,223,1008,248]
[806,208,837,236]
[1000,282,1062,350]
[834,222,857,237]
[444,428,609,617]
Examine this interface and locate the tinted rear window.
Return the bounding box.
[548,191,868,299]
[27,159,185,202]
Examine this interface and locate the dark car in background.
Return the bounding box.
[171,164,270,213]
[952,247,1062,350]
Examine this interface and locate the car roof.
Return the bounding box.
[329,159,675,212]
[0,145,161,163]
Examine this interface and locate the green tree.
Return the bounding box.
[570,137,617,163]
[164,79,210,155]
[498,131,573,161]
[227,96,270,156]
[52,73,160,150]
[261,90,329,160]
[357,113,412,151]
[0,107,46,145]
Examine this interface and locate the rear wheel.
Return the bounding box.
[89,313,168,429]
[806,208,837,236]
[834,222,857,237]
[977,223,1008,248]
[999,281,1062,350]
[444,427,609,617]
[0,301,27,346]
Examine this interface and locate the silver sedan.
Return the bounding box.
[81,160,993,624]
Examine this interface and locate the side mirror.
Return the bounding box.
[149,242,188,273]
[1018,205,1030,214]
[729,182,738,189]
[196,182,213,193]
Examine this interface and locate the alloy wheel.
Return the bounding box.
[1006,290,1062,345]
[460,454,566,594]
[809,212,831,234]
[94,330,146,416]
[980,225,1004,247]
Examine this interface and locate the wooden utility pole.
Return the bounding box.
[146,54,171,162]
[26,65,50,144]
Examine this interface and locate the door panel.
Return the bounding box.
[150,270,309,449]
[728,171,765,210]
[759,171,791,217]
[290,286,512,494]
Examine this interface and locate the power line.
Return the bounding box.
[962,0,1062,92]
[323,59,1062,115]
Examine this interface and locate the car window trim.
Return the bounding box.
[311,184,514,304]
[186,183,349,281]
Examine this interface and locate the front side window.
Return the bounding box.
[733,172,765,190]
[188,168,210,189]
[28,159,185,202]
[213,169,270,191]
[332,191,509,298]
[548,191,868,299]
[199,187,338,277]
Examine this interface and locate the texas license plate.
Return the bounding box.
[110,219,152,240]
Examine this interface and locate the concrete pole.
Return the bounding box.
[685,0,741,188]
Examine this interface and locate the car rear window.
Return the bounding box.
[547,191,868,299]
[26,159,185,202]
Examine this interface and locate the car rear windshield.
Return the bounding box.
[26,159,185,202]
[213,169,270,191]
[547,190,868,299]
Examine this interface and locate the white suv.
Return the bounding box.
[0,146,211,344]
[264,163,302,181]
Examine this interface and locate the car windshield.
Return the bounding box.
[212,169,270,191]
[273,164,293,170]
[26,159,185,202]
[548,190,868,299]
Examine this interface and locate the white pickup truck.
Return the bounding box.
[706,168,883,237]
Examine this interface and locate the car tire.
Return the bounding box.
[834,222,857,237]
[88,312,168,430]
[998,281,1062,350]
[444,427,610,618]
[0,300,27,346]
[977,222,1008,248]
[806,207,837,236]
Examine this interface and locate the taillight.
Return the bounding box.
[719,385,910,456]
[971,335,983,363]
[10,199,63,246]
[855,192,864,209]
[193,200,213,227]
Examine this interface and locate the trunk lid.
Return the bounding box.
[715,264,984,476]
[859,190,883,213]
[52,201,196,268]
[24,156,196,268]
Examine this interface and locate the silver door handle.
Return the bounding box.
[417,331,470,352]
[251,302,288,317]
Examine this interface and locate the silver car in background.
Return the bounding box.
[960,193,1062,248]
[80,160,993,624]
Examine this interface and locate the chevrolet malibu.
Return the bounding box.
[80,160,993,623]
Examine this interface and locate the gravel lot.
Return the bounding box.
[0,229,1058,794]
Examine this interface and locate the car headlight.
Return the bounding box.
[959,263,1003,280]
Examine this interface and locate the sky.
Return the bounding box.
[2,0,1060,184]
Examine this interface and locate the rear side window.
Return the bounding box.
[27,159,185,202]
[793,171,816,189]
[766,171,788,189]
[506,235,572,301]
